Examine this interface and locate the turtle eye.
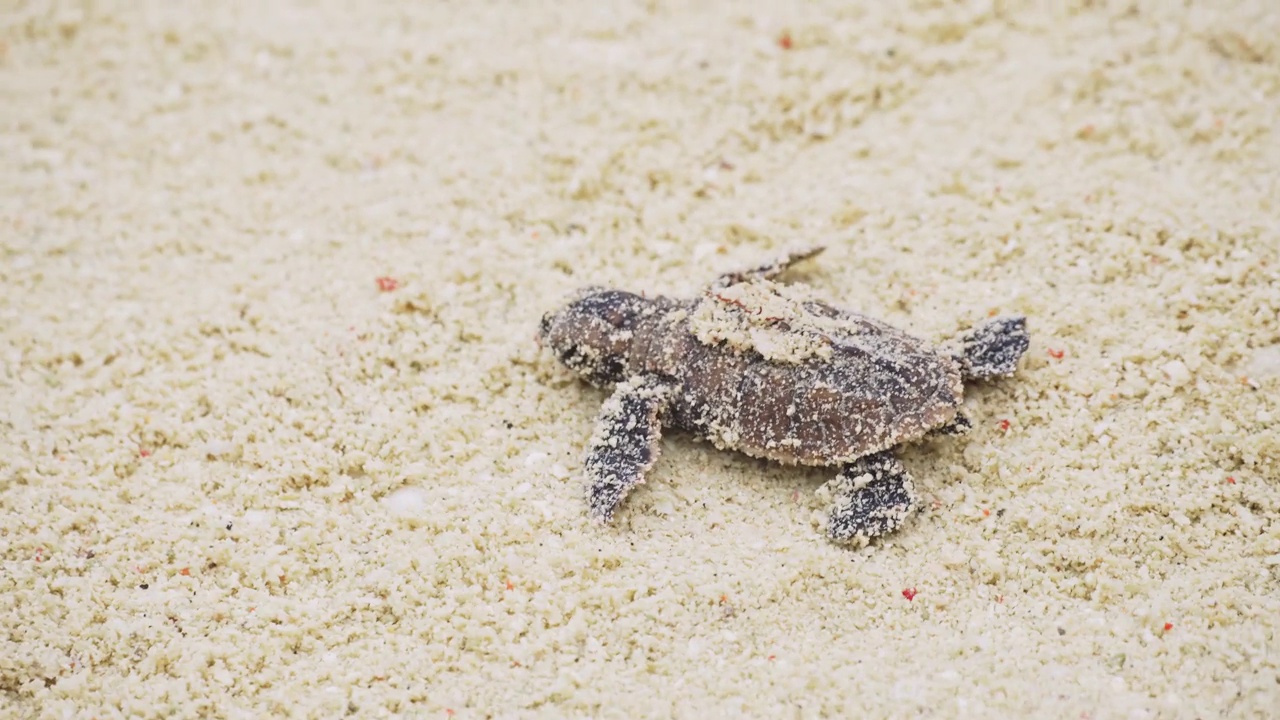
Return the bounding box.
[577,290,642,329]
[597,301,629,327]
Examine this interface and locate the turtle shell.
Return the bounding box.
[628,280,964,466]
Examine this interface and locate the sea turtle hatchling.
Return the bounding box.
[537,247,1029,545]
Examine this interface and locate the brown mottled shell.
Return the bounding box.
[626,294,964,466]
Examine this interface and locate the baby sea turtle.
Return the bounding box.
[538,247,1029,545]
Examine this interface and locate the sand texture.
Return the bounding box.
[3,0,1280,717]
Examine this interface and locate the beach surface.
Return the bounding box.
[3,0,1279,717]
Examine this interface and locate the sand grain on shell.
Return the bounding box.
[3,0,1280,717]
[691,280,838,363]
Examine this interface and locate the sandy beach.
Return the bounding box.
[3,0,1279,716]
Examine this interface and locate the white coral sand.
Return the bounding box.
[2,0,1279,717]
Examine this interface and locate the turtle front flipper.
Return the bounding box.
[711,246,825,289]
[824,451,919,546]
[958,315,1029,380]
[584,375,674,522]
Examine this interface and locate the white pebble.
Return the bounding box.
[204,440,238,458]
[242,510,270,526]
[1160,360,1191,387]
[1248,346,1280,379]
[692,242,721,261]
[385,486,427,517]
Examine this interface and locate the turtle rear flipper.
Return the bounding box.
[711,246,825,289]
[584,375,673,522]
[959,315,1029,380]
[825,451,919,546]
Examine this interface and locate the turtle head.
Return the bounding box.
[538,288,653,386]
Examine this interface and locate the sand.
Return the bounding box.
[2,0,1279,717]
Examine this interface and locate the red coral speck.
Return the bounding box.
[1163,622,1173,632]
[902,588,917,601]
[998,419,1011,432]
[778,32,793,50]
[376,276,400,292]
[1226,476,1237,484]
[139,449,151,458]
[1047,348,1065,359]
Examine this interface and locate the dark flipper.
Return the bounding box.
[584,375,674,522]
[711,246,825,289]
[959,315,1029,380]
[825,451,919,546]
[932,412,971,437]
